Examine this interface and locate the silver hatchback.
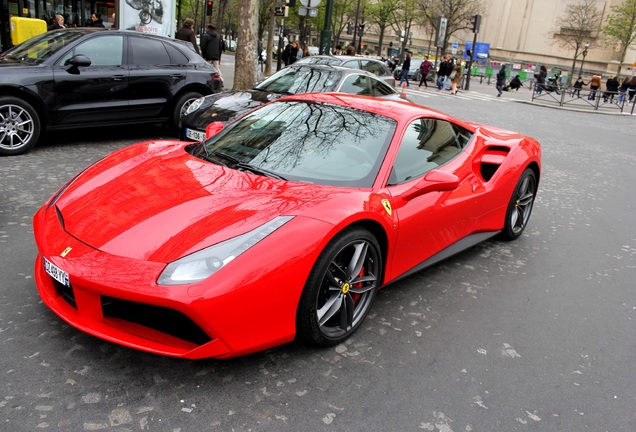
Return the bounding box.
[295,55,396,88]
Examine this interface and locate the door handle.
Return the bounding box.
[111,75,126,81]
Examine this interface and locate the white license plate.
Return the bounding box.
[44,257,70,287]
[186,128,206,142]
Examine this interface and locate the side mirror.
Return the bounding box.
[64,54,91,74]
[205,121,224,139]
[400,170,459,201]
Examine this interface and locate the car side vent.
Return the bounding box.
[479,146,509,181]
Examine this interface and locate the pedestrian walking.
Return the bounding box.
[399,52,411,87]
[572,76,584,97]
[200,24,224,78]
[417,56,434,89]
[534,65,547,94]
[450,58,463,94]
[496,64,506,97]
[175,18,200,55]
[586,74,602,101]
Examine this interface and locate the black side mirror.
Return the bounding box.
[64,55,92,74]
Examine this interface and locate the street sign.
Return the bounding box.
[299,0,321,6]
[452,41,458,54]
[299,7,318,17]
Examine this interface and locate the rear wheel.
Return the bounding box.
[501,168,537,240]
[296,227,382,346]
[0,96,41,156]
[172,92,203,131]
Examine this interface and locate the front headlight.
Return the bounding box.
[185,97,205,115]
[157,216,294,286]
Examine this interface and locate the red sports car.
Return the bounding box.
[33,93,541,359]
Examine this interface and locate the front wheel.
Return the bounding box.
[501,168,537,241]
[172,92,203,131]
[0,96,41,156]
[296,227,382,347]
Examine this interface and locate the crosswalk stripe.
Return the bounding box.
[403,88,511,102]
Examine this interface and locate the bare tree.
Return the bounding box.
[234,0,259,90]
[366,0,400,57]
[550,0,603,80]
[417,0,486,55]
[603,0,636,77]
[391,0,422,58]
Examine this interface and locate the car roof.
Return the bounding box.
[309,55,386,63]
[276,92,456,124]
[286,63,385,78]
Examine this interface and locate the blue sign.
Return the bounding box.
[464,41,490,61]
[452,42,458,49]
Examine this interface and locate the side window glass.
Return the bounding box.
[339,74,371,96]
[370,78,395,96]
[130,37,171,65]
[361,60,382,76]
[59,35,123,66]
[391,119,468,184]
[342,60,360,70]
[165,43,189,65]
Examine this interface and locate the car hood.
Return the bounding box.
[54,141,341,263]
[184,90,282,130]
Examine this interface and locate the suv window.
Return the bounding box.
[130,36,171,65]
[391,119,472,184]
[165,43,189,65]
[59,35,124,66]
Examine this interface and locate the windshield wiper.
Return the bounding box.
[213,151,287,180]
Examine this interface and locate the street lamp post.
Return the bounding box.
[578,42,589,77]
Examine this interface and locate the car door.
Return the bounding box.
[53,34,129,126]
[127,35,187,119]
[385,117,482,279]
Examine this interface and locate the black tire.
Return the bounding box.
[296,227,382,347]
[0,96,41,156]
[501,168,537,241]
[172,92,203,131]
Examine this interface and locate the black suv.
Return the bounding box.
[0,28,222,155]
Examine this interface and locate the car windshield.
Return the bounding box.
[254,67,342,94]
[199,100,396,187]
[2,31,86,64]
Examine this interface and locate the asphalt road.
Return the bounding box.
[1,65,635,431]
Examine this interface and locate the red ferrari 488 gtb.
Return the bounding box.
[33,93,541,359]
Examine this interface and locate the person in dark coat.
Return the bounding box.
[398,52,411,87]
[200,24,224,75]
[175,18,200,55]
[89,13,105,28]
[534,65,547,94]
[496,64,506,97]
[603,76,619,102]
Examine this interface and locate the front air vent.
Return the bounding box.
[479,146,509,181]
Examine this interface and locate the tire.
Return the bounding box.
[172,92,203,131]
[0,96,41,156]
[296,227,382,347]
[501,168,537,241]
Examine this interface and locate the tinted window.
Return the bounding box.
[165,43,189,65]
[360,60,386,76]
[255,67,341,93]
[60,35,124,66]
[339,74,371,96]
[201,101,396,187]
[391,119,472,184]
[369,78,396,96]
[130,36,171,65]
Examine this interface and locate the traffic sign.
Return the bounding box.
[274,6,288,17]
